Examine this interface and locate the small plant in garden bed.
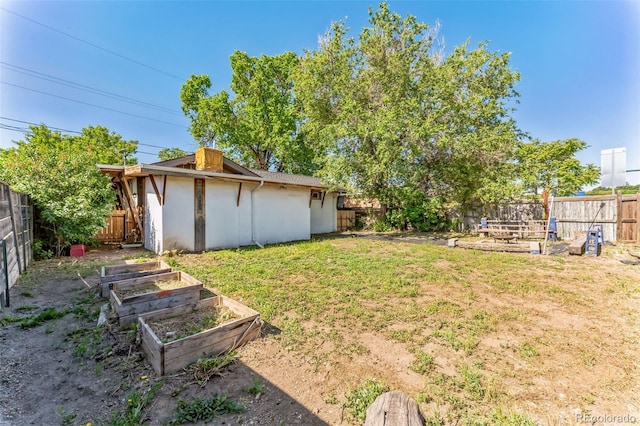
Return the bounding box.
[169,393,244,425]
[115,279,192,299]
[147,305,240,343]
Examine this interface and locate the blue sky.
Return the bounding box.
[1,1,639,184]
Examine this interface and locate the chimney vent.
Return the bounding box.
[195,147,223,172]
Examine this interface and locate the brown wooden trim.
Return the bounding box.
[149,175,162,205]
[120,177,142,238]
[554,195,616,202]
[616,191,622,242]
[194,179,206,252]
[236,182,242,207]
[162,175,167,206]
[556,219,616,224]
[637,192,640,244]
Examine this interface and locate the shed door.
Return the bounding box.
[194,179,206,252]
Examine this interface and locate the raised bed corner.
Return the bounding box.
[110,271,203,326]
[100,260,171,297]
[138,296,262,375]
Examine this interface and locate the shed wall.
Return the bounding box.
[310,193,338,234]
[205,180,253,249]
[162,177,195,251]
[254,186,310,245]
[144,177,163,254]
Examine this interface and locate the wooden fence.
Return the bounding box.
[337,210,356,231]
[553,193,638,243]
[464,192,639,243]
[0,182,33,308]
[95,210,133,243]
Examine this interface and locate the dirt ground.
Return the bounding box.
[0,247,336,426]
[1,238,639,425]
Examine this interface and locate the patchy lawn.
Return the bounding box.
[1,238,638,425]
[174,237,640,424]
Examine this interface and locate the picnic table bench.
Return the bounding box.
[476,219,556,241]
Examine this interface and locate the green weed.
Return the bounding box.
[488,408,537,425]
[102,381,163,426]
[16,304,38,312]
[458,364,484,401]
[343,378,389,423]
[243,377,264,395]
[56,406,75,425]
[19,289,34,297]
[411,351,436,375]
[169,394,244,425]
[520,343,539,359]
[20,307,69,328]
[186,352,236,387]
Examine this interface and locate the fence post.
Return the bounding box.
[2,239,8,307]
[637,191,640,244]
[615,191,622,242]
[6,186,22,274]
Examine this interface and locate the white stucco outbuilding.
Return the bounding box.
[99,148,339,253]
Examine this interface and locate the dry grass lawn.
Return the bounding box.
[175,237,640,425]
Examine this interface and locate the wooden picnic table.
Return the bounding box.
[476,220,552,240]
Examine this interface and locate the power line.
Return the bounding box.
[1,81,186,128]
[0,7,183,81]
[0,116,175,151]
[0,117,81,134]
[1,62,182,116]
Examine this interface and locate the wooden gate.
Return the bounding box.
[617,193,639,243]
[95,210,127,242]
[337,210,356,231]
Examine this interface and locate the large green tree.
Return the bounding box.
[158,147,189,161]
[0,125,134,254]
[180,51,316,174]
[76,125,138,165]
[295,3,521,228]
[515,138,600,197]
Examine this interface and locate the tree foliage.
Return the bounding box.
[515,138,600,197]
[295,3,522,228]
[77,125,138,165]
[158,147,190,161]
[180,51,317,174]
[0,125,127,254]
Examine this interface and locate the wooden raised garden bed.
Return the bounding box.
[110,271,203,326]
[138,296,262,375]
[100,260,172,297]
